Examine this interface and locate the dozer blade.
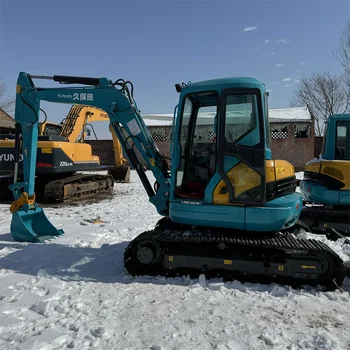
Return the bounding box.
[108,166,131,183]
[10,207,64,243]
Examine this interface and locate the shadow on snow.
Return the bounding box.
[0,232,348,296]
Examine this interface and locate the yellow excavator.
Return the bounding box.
[0,105,130,202]
[39,104,131,183]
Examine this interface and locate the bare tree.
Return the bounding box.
[290,71,350,135]
[290,20,350,136]
[334,19,350,78]
[0,77,15,113]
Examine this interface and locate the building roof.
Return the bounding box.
[268,106,311,123]
[0,108,15,129]
[142,106,311,126]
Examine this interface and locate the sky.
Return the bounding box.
[0,0,349,138]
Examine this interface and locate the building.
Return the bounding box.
[0,108,15,134]
[268,106,314,170]
[87,106,314,171]
[142,106,313,171]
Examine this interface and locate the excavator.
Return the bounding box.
[299,114,350,238]
[39,104,131,183]
[8,72,346,290]
[0,104,130,202]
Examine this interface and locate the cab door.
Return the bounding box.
[214,89,266,206]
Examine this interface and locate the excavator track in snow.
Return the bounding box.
[299,205,350,237]
[43,173,114,202]
[124,219,346,291]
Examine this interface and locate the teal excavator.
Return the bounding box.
[8,72,346,290]
[299,114,350,238]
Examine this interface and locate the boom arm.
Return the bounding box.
[14,72,170,215]
[60,105,110,143]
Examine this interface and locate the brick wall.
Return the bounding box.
[314,136,324,157]
[270,122,314,171]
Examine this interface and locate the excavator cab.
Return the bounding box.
[39,122,63,137]
[169,78,300,231]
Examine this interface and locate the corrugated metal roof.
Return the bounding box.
[0,108,15,129]
[268,106,311,123]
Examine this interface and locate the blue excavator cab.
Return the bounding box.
[169,78,302,231]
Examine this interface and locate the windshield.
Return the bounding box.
[43,123,62,136]
[224,93,258,144]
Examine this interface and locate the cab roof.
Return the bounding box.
[328,114,350,122]
[180,77,265,94]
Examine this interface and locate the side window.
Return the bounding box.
[191,106,217,156]
[175,92,218,198]
[176,98,193,186]
[225,94,257,143]
[264,93,270,146]
[321,122,328,155]
[335,121,350,160]
[179,98,192,149]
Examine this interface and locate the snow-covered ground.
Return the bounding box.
[0,171,349,350]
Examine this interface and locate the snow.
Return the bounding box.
[295,171,304,180]
[0,170,349,350]
[143,119,173,127]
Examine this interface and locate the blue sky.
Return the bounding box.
[0,0,349,138]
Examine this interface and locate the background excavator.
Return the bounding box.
[299,114,350,238]
[8,72,346,290]
[0,104,130,202]
[39,104,131,184]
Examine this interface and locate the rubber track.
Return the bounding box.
[302,206,350,216]
[124,228,346,291]
[300,205,350,235]
[44,174,114,202]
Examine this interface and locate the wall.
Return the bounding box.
[86,139,116,165]
[0,127,15,135]
[314,136,324,157]
[270,136,313,171]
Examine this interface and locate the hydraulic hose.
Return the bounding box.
[13,123,22,184]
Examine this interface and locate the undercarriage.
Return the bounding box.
[299,204,350,239]
[124,218,346,291]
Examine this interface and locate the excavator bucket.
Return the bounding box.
[108,165,131,183]
[10,206,64,243]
